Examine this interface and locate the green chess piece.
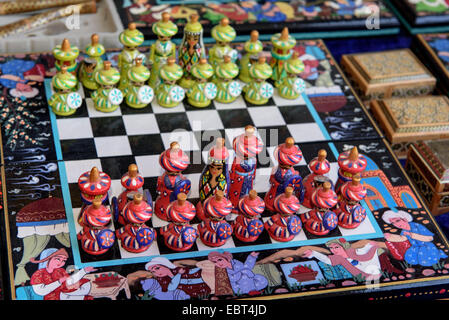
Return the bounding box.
[148,12,178,89]
[208,18,237,70]
[186,58,215,108]
[124,57,153,109]
[214,55,241,104]
[243,56,273,105]
[118,23,145,91]
[278,52,305,100]
[92,61,123,113]
[239,30,263,84]
[156,57,185,108]
[270,27,296,88]
[53,38,79,75]
[79,34,105,91]
[49,65,81,116]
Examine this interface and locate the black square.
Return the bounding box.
[120,103,153,115]
[143,177,159,203]
[183,150,205,175]
[129,134,165,156]
[155,112,191,132]
[69,183,83,209]
[154,227,199,255]
[90,117,126,137]
[279,105,315,124]
[301,220,342,241]
[61,138,97,161]
[231,227,272,248]
[299,142,337,163]
[100,155,136,180]
[194,129,227,151]
[218,109,253,128]
[257,126,292,148]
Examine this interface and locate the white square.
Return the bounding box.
[151,100,185,114]
[214,95,247,110]
[57,118,93,140]
[122,113,160,135]
[338,214,376,236]
[63,159,102,183]
[135,155,164,177]
[187,110,224,131]
[287,123,326,143]
[94,136,132,157]
[328,162,340,185]
[254,167,272,194]
[184,173,201,199]
[161,131,199,151]
[86,98,122,118]
[108,179,124,199]
[272,90,306,107]
[248,106,286,127]
[151,213,169,228]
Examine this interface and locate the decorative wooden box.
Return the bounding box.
[341,49,436,104]
[406,139,449,215]
[371,95,449,159]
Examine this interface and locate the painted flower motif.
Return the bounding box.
[67,92,82,109]
[259,82,274,99]
[108,88,123,105]
[288,215,302,235]
[97,229,115,249]
[138,85,154,104]
[204,82,218,100]
[228,81,242,97]
[169,85,185,102]
[293,78,306,94]
[182,226,197,244]
[324,212,338,230]
[248,219,264,236]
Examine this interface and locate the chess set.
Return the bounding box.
[1,12,449,302]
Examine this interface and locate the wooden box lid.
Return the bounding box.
[371,95,449,143]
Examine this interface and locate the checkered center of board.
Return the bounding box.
[46,82,381,266]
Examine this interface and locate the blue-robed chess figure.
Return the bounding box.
[383,209,448,267]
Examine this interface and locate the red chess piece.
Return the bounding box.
[303,149,332,209]
[265,187,302,242]
[160,193,198,252]
[198,190,233,247]
[117,164,144,218]
[229,125,264,212]
[302,182,339,236]
[233,190,265,243]
[197,138,230,221]
[155,142,191,221]
[335,147,367,195]
[116,193,156,253]
[78,167,111,205]
[336,174,367,229]
[264,137,303,212]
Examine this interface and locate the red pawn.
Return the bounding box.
[232,190,265,243]
[302,182,338,236]
[265,187,302,242]
[116,193,156,253]
[160,193,198,252]
[336,174,367,229]
[302,149,331,209]
[78,166,111,206]
[335,147,367,195]
[198,190,233,247]
[117,164,144,221]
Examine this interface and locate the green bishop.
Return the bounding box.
[239,30,263,83]
[118,23,145,91]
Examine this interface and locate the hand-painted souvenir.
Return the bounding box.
[49,65,81,116]
[79,34,105,91]
[301,182,339,236]
[336,174,367,229]
[243,57,274,105]
[155,141,191,221]
[117,164,144,220]
[229,125,264,210]
[160,193,198,252]
[278,52,306,99]
[265,187,302,242]
[116,193,156,253]
[91,61,123,113]
[78,167,111,206]
[123,57,153,109]
[264,137,304,212]
[233,190,265,243]
[208,18,238,69]
[178,14,206,89]
[302,149,332,209]
[53,38,79,75]
[198,191,233,247]
[155,57,185,108]
[335,146,367,194]
[214,55,241,104]
[78,199,115,255]
[270,27,296,87]
[239,30,263,83]
[147,12,178,88]
[186,58,216,108]
[197,138,230,221]
[118,22,145,91]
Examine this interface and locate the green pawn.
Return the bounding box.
[156,57,185,108]
[239,30,263,83]
[186,58,215,108]
[124,57,153,109]
[49,65,81,116]
[92,61,123,113]
[208,18,237,69]
[270,27,296,88]
[118,23,145,91]
[278,52,305,100]
[79,34,105,90]
[243,56,273,105]
[214,55,241,104]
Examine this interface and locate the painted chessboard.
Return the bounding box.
[2,39,449,301]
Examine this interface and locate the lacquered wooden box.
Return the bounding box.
[341,49,436,104]
[406,139,449,215]
[371,95,449,159]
